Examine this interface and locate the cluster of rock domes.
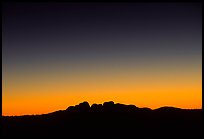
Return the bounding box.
[66,101,140,113]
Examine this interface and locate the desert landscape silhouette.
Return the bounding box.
[2,101,202,138]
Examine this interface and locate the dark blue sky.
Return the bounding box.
[2,2,202,115]
[3,3,201,69]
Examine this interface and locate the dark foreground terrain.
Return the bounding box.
[2,101,202,138]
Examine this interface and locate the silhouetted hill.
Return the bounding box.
[2,101,202,138]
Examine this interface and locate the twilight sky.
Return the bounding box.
[2,3,202,116]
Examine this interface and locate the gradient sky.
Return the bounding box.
[2,3,202,116]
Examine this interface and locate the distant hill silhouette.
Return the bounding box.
[2,101,202,138]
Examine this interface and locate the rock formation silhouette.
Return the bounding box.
[2,101,202,138]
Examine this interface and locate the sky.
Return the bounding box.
[2,3,202,116]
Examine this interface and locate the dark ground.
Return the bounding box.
[2,101,203,138]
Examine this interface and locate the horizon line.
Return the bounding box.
[2,101,202,117]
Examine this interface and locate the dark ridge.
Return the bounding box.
[2,101,202,138]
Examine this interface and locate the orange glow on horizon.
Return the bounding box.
[2,62,202,116]
[2,90,202,116]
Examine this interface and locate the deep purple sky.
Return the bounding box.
[2,3,202,115]
[3,3,201,69]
